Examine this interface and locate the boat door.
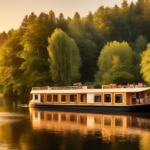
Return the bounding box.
[41,95,44,103]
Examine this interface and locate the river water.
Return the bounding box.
[0,96,150,150]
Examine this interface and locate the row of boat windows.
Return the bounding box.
[32,94,86,103]
[34,112,123,126]
[95,94,123,103]
[32,94,123,103]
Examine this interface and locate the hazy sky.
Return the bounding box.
[0,0,137,33]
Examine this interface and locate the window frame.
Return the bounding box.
[53,95,58,103]
[80,94,86,103]
[94,94,102,103]
[35,94,38,100]
[70,94,77,103]
[47,95,52,103]
[103,93,112,103]
[60,95,67,103]
[40,94,44,103]
[114,93,124,104]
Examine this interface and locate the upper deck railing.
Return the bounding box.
[32,85,94,90]
[32,83,146,90]
[102,83,146,89]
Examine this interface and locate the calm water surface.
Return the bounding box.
[0,96,150,150]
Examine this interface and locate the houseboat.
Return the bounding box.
[29,84,150,112]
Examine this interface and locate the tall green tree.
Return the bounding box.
[0,29,24,96]
[95,41,134,86]
[28,12,37,26]
[131,35,147,83]
[56,13,68,32]
[134,35,147,53]
[19,15,28,30]
[47,28,81,86]
[12,12,56,95]
[140,43,150,84]
[67,12,104,83]
[0,31,7,46]
[93,6,110,39]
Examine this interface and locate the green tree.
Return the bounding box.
[19,15,28,30]
[143,1,150,38]
[12,12,57,95]
[134,35,147,53]
[7,28,15,38]
[67,12,104,83]
[47,28,81,86]
[121,0,129,14]
[93,6,110,39]
[68,12,84,45]
[140,43,150,83]
[0,31,7,46]
[130,35,147,83]
[56,13,68,32]
[28,12,37,26]
[95,41,134,86]
[0,29,24,96]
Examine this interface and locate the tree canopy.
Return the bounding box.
[95,41,134,86]
[47,28,81,86]
[1,0,150,95]
[140,43,150,84]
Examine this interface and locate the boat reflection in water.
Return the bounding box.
[29,108,150,145]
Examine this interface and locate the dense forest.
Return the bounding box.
[0,0,150,96]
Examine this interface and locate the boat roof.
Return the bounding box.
[30,87,150,94]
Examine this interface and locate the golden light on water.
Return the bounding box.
[30,108,150,146]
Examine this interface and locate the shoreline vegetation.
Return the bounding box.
[0,0,150,96]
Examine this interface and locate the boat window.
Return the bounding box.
[132,98,136,104]
[140,91,147,103]
[115,94,123,103]
[41,95,44,103]
[47,95,52,102]
[53,95,58,102]
[115,118,123,126]
[61,114,66,121]
[94,95,101,102]
[81,94,86,103]
[35,95,38,100]
[141,91,145,98]
[94,117,101,124]
[104,94,111,103]
[104,117,111,126]
[47,114,52,120]
[70,94,77,102]
[136,92,139,98]
[147,91,150,97]
[61,95,66,102]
